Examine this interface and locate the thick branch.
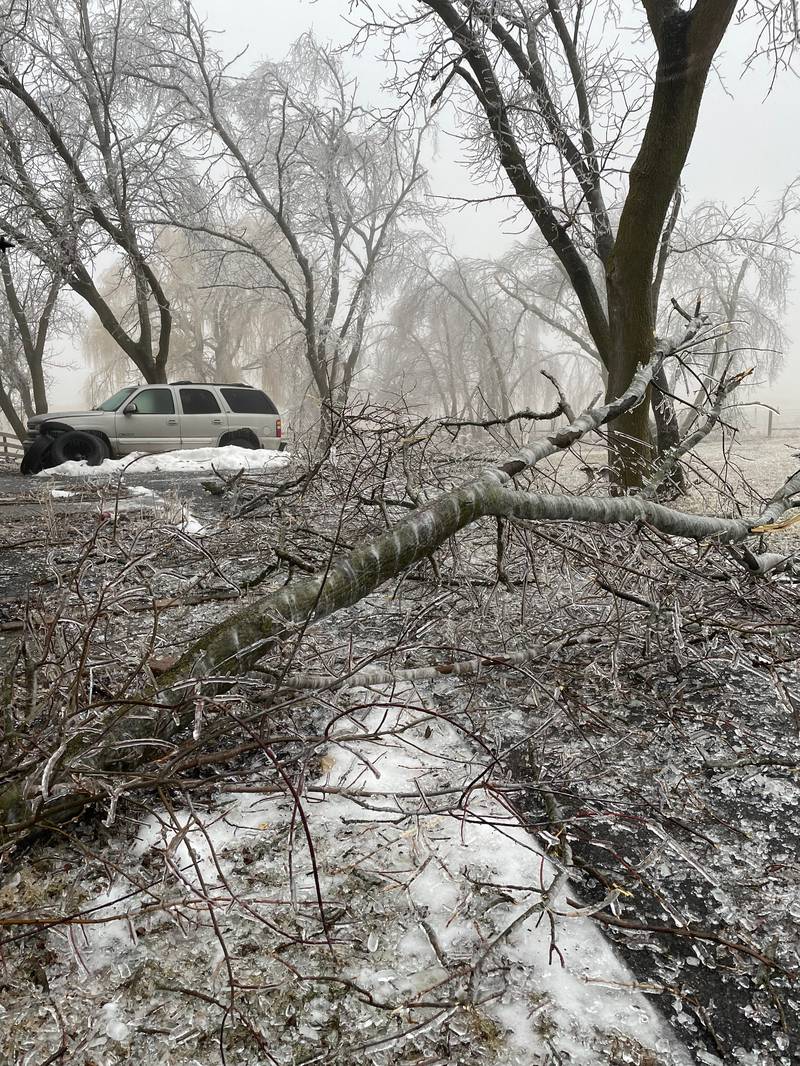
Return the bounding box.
[5,352,798,849]
[423,0,611,363]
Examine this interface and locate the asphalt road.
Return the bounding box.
[0,462,262,609]
[0,463,239,516]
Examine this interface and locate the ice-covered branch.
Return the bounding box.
[2,351,797,851]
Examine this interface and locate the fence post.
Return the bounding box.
[767,411,774,438]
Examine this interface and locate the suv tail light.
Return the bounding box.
[276,418,282,438]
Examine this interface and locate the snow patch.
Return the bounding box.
[13,688,691,1064]
[315,701,688,1062]
[173,503,206,536]
[36,445,291,477]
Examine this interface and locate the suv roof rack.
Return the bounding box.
[169,381,254,388]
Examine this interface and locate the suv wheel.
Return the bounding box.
[49,431,108,467]
[20,434,55,476]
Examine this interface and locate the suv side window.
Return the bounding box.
[133,388,175,415]
[221,388,278,415]
[180,388,221,415]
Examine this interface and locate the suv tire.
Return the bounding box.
[49,431,108,467]
[20,434,54,476]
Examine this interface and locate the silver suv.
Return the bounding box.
[22,381,284,474]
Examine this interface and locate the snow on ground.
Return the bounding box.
[7,433,795,1063]
[2,686,691,1065]
[35,444,291,477]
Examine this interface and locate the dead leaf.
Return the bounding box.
[149,654,179,675]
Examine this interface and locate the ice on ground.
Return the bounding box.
[4,686,692,1065]
[101,1002,131,1044]
[171,502,205,536]
[35,444,291,477]
[45,480,206,534]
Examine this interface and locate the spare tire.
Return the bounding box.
[20,433,54,476]
[48,431,108,467]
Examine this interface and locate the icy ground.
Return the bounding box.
[1,429,798,1064]
[0,688,691,1065]
[34,444,291,478]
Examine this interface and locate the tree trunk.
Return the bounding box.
[28,358,48,413]
[651,364,685,496]
[604,290,655,489]
[0,380,26,439]
[603,0,736,487]
[146,361,169,384]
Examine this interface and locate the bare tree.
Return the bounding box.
[0,244,68,435]
[0,0,190,383]
[81,226,298,406]
[358,0,793,486]
[145,17,429,426]
[661,186,799,425]
[383,249,546,425]
[382,271,476,418]
[495,178,798,490]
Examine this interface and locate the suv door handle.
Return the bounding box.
[211,418,223,424]
[167,418,178,424]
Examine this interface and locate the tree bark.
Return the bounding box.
[650,363,684,495]
[605,0,737,486]
[0,380,26,439]
[27,359,48,414]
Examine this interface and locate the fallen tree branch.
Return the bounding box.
[437,401,564,435]
[153,358,669,695]
[4,351,798,851]
[578,902,792,974]
[641,366,752,500]
[271,638,575,691]
[487,483,799,542]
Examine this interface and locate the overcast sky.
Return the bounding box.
[193,0,800,205]
[197,0,800,412]
[199,0,800,422]
[51,0,800,419]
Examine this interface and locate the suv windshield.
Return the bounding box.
[95,387,137,412]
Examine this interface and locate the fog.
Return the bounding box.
[16,1,800,426]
